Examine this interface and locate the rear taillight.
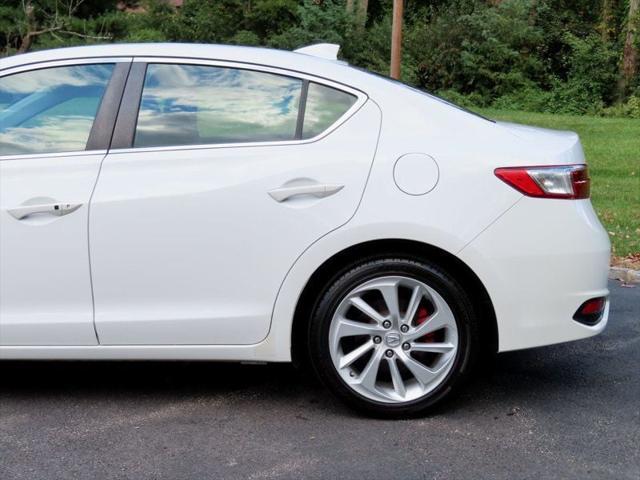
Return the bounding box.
[494,164,590,199]
[573,297,607,326]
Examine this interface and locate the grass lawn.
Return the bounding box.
[479,109,640,261]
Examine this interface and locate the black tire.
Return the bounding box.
[308,257,479,418]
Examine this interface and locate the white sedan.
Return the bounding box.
[0,43,610,417]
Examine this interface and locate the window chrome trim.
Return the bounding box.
[0,150,107,161]
[0,57,133,77]
[131,56,367,97]
[107,56,368,153]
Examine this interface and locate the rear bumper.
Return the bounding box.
[459,197,610,352]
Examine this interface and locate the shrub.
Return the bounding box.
[229,30,261,46]
[492,86,554,112]
[405,0,545,100]
[437,89,490,109]
[602,96,640,118]
[267,0,350,50]
[560,33,618,107]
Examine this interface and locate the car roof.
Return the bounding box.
[0,43,376,90]
[1,43,493,125]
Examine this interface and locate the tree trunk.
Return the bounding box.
[17,1,35,53]
[17,34,32,53]
[357,0,369,24]
[348,0,368,30]
[620,0,639,94]
[599,0,618,41]
[346,0,354,13]
[528,0,538,25]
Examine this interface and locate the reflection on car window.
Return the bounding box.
[302,83,357,139]
[0,64,114,156]
[135,64,303,148]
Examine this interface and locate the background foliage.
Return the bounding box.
[1,1,638,256]
[1,0,639,116]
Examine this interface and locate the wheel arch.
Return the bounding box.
[290,238,498,367]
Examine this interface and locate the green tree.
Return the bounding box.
[1,0,115,56]
[406,0,544,98]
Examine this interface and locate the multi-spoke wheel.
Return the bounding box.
[329,275,458,403]
[309,258,478,417]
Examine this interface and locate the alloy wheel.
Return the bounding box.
[328,275,459,403]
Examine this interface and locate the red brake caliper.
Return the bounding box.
[415,306,438,343]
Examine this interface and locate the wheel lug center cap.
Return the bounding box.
[384,332,401,348]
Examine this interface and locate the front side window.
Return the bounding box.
[0,64,114,156]
[135,64,303,148]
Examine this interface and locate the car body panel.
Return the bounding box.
[0,44,611,360]
[0,152,103,345]
[459,198,611,351]
[89,100,381,345]
[0,56,131,347]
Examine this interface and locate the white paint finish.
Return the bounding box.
[0,56,132,77]
[0,154,102,345]
[459,198,611,351]
[0,43,611,360]
[267,95,606,359]
[0,44,372,92]
[294,44,340,61]
[90,101,381,345]
[393,153,439,195]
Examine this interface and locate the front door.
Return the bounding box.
[0,60,127,345]
[90,60,381,345]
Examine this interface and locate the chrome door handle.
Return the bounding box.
[268,183,344,202]
[7,203,82,220]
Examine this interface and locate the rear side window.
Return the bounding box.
[302,83,357,139]
[132,64,360,149]
[135,64,303,148]
[0,64,114,156]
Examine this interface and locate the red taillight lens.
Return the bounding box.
[569,166,590,198]
[495,164,590,199]
[573,297,607,326]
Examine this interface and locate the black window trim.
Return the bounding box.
[86,62,132,151]
[108,58,367,152]
[0,58,132,160]
[110,62,147,150]
[294,80,310,140]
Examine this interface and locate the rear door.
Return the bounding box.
[0,59,130,345]
[90,59,381,345]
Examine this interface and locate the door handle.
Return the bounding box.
[268,183,344,202]
[7,203,82,220]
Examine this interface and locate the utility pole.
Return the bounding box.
[390,0,404,79]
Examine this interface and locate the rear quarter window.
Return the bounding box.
[302,83,357,139]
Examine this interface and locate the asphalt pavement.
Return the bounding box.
[1,280,638,480]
